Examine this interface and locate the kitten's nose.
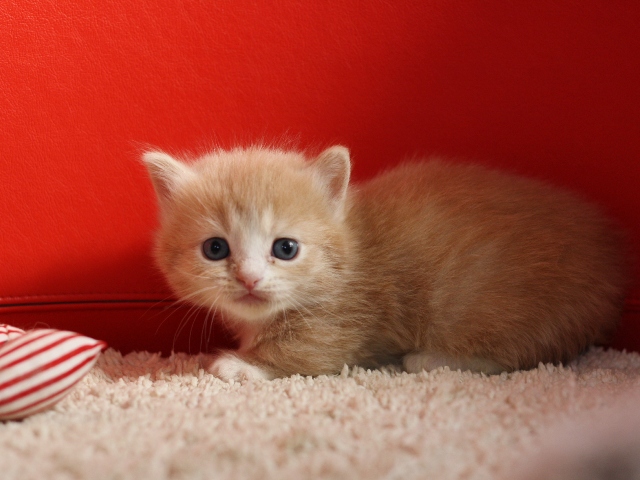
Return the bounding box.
[235,271,262,291]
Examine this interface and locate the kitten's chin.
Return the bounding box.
[222,294,277,323]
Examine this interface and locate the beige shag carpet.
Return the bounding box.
[2,347,640,480]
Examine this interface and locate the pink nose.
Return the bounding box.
[235,272,262,291]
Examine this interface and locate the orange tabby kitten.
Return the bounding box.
[144,146,628,381]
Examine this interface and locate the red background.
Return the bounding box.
[1,1,639,355]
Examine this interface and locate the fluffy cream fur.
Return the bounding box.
[144,146,628,380]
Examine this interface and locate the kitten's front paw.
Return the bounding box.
[207,352,272,382]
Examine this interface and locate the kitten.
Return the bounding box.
[144,146,628,381]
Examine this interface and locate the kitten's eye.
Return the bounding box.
[272,238,299,260]
[202,237,230,261]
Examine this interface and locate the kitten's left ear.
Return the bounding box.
[143,151,194,204]
[312,146,351,216]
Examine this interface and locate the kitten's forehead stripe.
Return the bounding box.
[187,147,336,233]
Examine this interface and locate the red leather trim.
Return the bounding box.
[0,294,169,307]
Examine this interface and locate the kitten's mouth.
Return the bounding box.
[235,292,268,306]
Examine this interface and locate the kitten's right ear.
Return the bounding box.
[142,151,193,204]
[312,146,351,218]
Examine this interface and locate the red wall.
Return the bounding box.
[1,1,639,354]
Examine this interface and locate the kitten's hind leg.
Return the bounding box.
[403,351,504,375]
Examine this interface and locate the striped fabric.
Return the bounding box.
[0,324,25,344]
[0,328,106,421]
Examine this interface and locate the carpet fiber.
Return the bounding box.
[2,348,640,479]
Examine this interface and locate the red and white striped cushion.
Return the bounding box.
[0,324,26,344]
[0,328,106,421]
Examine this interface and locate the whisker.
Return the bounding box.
[176,269,217,281]
[201,292,222,353]
[286,297,315,331]
[279,298,293,343]
[187,304,200,353]
[172,302,199,352]
[172,285,219,303]
[168,284,219,351]
[153,299,185,336]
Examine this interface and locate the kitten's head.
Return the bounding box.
[144,146,352,326]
